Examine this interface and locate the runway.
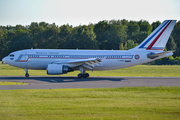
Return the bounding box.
[0,76,180,90]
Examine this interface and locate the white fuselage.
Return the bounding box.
[2,49,171,71]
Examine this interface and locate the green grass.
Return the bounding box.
[0,81,27,85]
[1,62,180,77]
[0,87,180,120]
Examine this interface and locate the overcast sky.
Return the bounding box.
[0,0,179,27]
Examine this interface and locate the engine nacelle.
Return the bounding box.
[47,64,74,75]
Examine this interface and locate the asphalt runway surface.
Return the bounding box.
[0,76,180,90]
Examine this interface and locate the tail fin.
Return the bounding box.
[132,20,176,51]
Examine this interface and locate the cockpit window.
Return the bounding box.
[10,54,14,57]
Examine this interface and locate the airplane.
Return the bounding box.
[2,20,176,78]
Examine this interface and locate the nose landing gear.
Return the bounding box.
[24,69,29,77]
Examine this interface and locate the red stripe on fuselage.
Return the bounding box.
[146,20,172,50]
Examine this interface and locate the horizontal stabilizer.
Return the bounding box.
[147,50,174,59]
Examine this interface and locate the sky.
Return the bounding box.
[0,0,180,27]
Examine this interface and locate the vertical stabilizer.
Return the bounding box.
[132,20,176,51]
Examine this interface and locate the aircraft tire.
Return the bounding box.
[25,73,29,77]
[78,74,82,78]
[86,73,89,77]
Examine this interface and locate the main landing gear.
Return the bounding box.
[77,67,90,78]
[78,73,89,78]
[24,68,29,77]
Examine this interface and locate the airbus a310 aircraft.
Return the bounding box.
[2,20,176,78]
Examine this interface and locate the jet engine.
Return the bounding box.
[47,64,74,75]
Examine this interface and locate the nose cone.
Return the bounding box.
[2,57,7,64]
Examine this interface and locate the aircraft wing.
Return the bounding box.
[147,50,174,59]
[52,58,102,70]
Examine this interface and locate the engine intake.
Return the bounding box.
[47,64,74,75]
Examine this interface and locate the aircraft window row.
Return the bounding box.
[10,54,14,57]
[45,55,105,58]
[107,56,121,58]
[53,56,68,58]
[29,55,39,57]
[70,56,104,58]
[107,56,133,58]
[27,55,132,59]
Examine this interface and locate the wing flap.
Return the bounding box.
[52,58,101,64]
[52,58,102,69]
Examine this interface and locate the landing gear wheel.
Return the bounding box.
[78,74,82,78]
[25,73,29,77]
[86,73,89,77]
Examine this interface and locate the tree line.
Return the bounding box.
[0,19,180,60]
